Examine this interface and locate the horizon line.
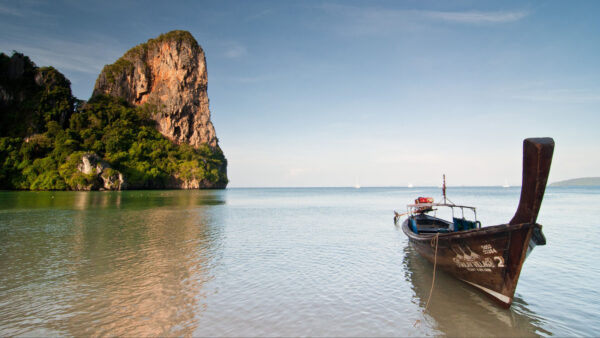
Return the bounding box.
[225,185,523,189]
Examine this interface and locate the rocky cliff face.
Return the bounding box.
[92,30,218,148]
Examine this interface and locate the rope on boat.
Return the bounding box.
[414,233,439,327]
[424,233,439,311]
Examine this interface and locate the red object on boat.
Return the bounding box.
[417,197,434,203]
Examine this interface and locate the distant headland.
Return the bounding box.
[550,177,600,187]
[0,30,227,190]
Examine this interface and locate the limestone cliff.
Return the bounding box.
[92,30,219,148]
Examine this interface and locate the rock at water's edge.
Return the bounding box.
[77,153,126,190]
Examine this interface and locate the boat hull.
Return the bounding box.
[402,219,545,308]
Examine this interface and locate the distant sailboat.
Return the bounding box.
[352,175,361,189]
[503,179,510,188]
[407,183,414,188]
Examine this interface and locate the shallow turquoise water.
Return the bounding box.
[0,187,598,336]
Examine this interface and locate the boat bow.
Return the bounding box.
[510,138,554,225]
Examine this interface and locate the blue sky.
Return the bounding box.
[1,1,599,187]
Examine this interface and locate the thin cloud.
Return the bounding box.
[224,45,247,59]
[234,75,267,83]
[320,4,529,35]
[0,1,57,19]
[5,44,104,74]
[425,10,528,24]
[244,8,274,22]
[220,41,248,59]
[510,88,600,103]
[0,32,126,75]
[0,3,24,17]
[211,73,273,84]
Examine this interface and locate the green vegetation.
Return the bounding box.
[102,58,134,84]
[124,30,198,59]
[0,52,227,190]
[0,53,74,136]
[149,30,199,48]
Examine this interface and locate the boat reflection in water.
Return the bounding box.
[401,244,551,336]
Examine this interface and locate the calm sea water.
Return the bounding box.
[0,187,598,336]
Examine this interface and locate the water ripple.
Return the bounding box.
[0,188,598,336]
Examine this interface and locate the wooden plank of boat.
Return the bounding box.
[400,137,554,308]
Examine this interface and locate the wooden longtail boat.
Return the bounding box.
[395,138,554,308]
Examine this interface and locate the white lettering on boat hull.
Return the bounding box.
[451,243,504,272]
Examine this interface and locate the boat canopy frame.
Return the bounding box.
[406,202,478,222]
